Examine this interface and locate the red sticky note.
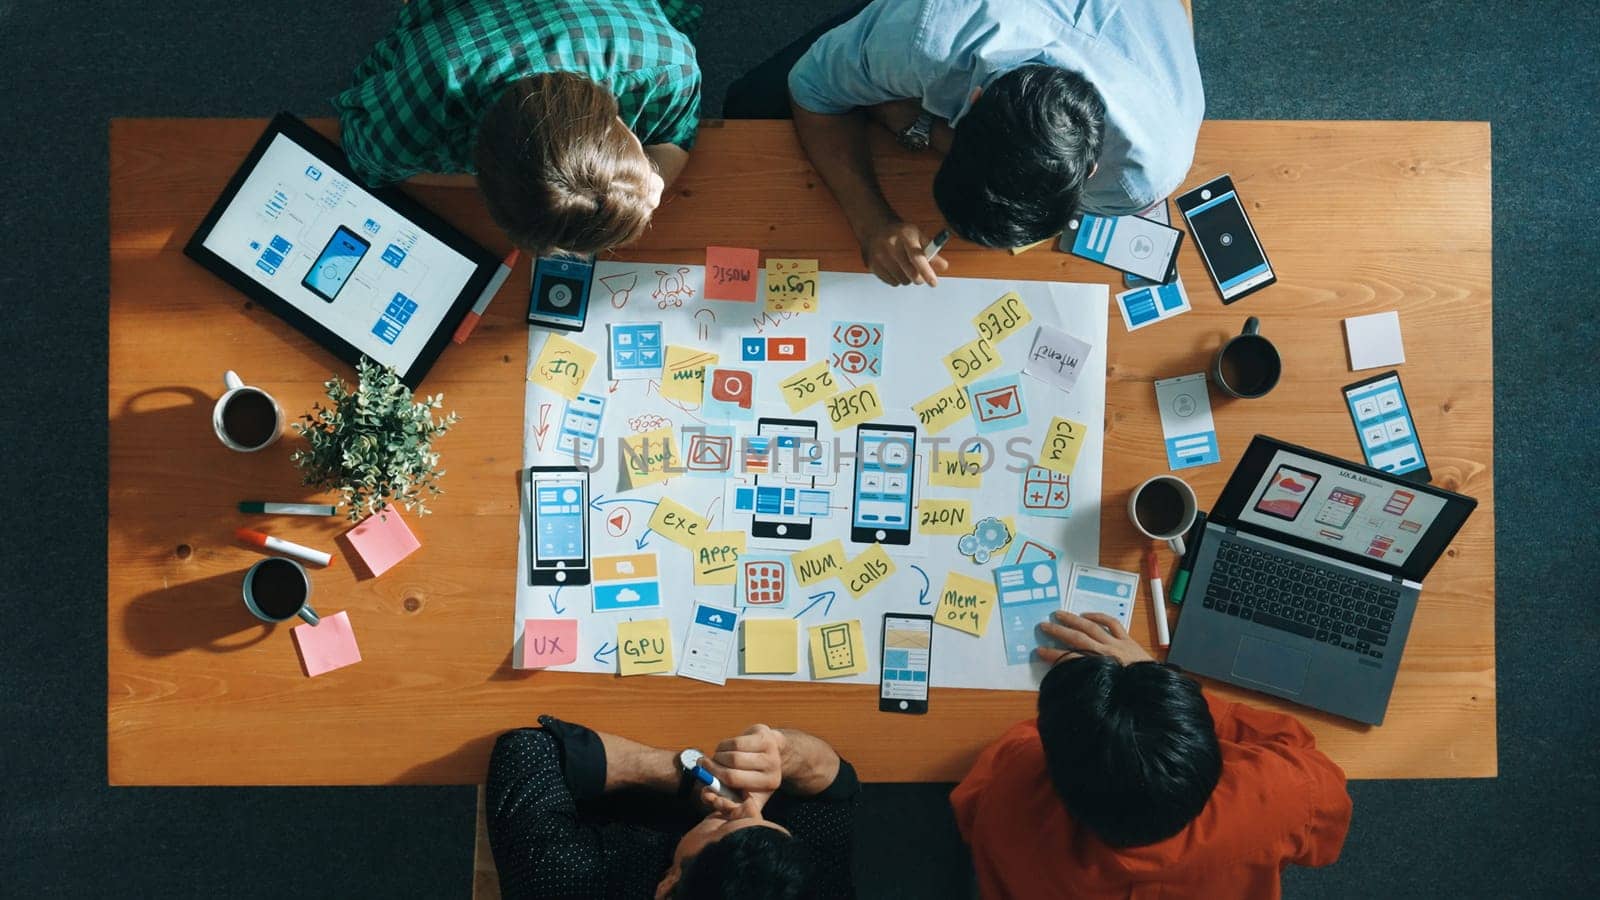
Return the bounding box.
[769,337,806,361]
[705,246,760,302]
[344,508,421,577]
[292,611,362,677]
[523,618,579,668]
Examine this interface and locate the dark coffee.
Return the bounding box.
[222,390,278,448]
[1134,480,1186,536]
[1217,337,1281,397]
[249,558,308,619]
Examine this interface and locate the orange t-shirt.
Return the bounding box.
[951,695,1352,900]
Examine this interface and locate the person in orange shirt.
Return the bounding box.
[953,610,1353,899]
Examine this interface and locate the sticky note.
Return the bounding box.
[928,448,984,489]
[617,618,674,676]
[943,336,1002,386]
[839,543,896,598]
[619,427,679,488]
[292,610,362,677]
[792,538,846,587]
[809,619,867,678]
[765,258,820,313]
[648,496,708,548]
[1038,416,1088,476]
[972,291,1033,344]
[743,618,799,674]
[1003,532,1063,565]
[935,572,997,637]
[702,368,756,421]
[1024,325,1093,394]
[829,321,885,378]
[737,556,794,608]
[528,333,597,400]
[912,383,970,436]
[778,360,839,413]
[965,372,1030,434]
[823,383,883,432]
[691,530,746,585]
[1344,310,1406,371]
[918,498,973,535]
[522,618,579,667]
[662,345,718,405]
[705,246,760,302]
[344,508,421,577]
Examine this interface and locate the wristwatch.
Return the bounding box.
[679,748,740,802]
[897,110,935,152]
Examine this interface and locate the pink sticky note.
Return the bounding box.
[292,611,362,677]
[705,246,760,302]
[523,618,579,668]
[344,508,421,577]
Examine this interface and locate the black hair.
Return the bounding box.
[933,65,1106,248]
[672,826,819,900]
[1036,655,1222,848]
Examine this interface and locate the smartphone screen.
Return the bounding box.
[852,423,917,545]
[302,225,371,302]
[1343,371,1430,481]
[879,613,932,713]
[1061,212,1183,283]
[752,418,817,540]
[1314,488,1366,530]
[526,466,590,585]
[528,255,594,331]
[1177,175,1275,302]
[1252,464,1322,522]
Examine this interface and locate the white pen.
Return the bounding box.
[1145,546,1171,648]
[236,528,334,568]
[923,228,951,260]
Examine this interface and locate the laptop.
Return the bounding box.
[1168,436,1477,724]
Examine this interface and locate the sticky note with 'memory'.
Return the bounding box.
[742,618,799,674]
[292,610,362,677]
[344,508,421,577]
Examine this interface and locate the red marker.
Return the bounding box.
[236,528,334,568]
[453,249,520,344]
[1144,545,1170,648]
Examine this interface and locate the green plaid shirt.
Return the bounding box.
[335,0,702,185]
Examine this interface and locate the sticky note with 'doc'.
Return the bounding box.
[742,618,799,674]
[292,611,362,677]
[705,246,760,302]
[528,333,598,400]
[344,508,421,577]
[935,572,996,637]
[522,619,578,667]
[617,618,674,676]
[809,619,867,678]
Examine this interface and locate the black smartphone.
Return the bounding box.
[301,225,371,302]
[879,613,933,714]
[851,422,917,545]
[525,465,591,585]
[528,254,594,332]
[1342,370,1431,483]
[751,417,817,541]
[1059,210,1183,283]
[1175,174,1276,303]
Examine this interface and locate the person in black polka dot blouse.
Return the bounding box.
[487,714,859,898]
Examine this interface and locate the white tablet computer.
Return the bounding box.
[185,113,500,387]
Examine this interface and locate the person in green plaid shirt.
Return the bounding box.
[335,0,703,255]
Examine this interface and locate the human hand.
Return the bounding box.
[858,219,949,287]
[1037,610,1154,666]
[698,724,786,817]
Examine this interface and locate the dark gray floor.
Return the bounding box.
[2,0,1596,896]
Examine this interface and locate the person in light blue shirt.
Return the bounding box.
[786,0,1203,286]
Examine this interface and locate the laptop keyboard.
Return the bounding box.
[1203,540,1401,660]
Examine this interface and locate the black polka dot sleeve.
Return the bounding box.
[765,760,862,899]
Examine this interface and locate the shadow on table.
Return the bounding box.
[394,733,499,785]
[122,569,276,657]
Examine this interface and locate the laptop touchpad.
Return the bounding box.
[1231,636,1311,695]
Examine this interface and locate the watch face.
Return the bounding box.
[678,748,704,772]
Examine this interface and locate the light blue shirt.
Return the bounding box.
[788,0,1204,215]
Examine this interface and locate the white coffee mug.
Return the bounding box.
[212,370,283,452]
[1128,475,1199,556]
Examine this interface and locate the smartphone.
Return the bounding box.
[1342,370,1431,482]
[1314,488,1366,530]
[528,254,594,332]
[751,417,817,541]
[1175,174,1276,303]
[525,465,591,585]
[1059,210,1183,284]
[1123,201,1171,288]
[851,423,917,545]
[302,225,371,302]
[879,613,933,714]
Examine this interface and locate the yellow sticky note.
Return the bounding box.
[691,530,746,585]
[824,383,882,432]
[619,427,679,488]
[808,619,867,678]
[839,544,896,599]
[765,258,820,313]
[972,292,1033,344]
[778,359,839,412]
[918,498,973,535]
[617,618,673,676]
[792,538,846,587]
[928,449,984,489]
[935,571,997,637]
[647,496,708,548]
[1038,416,1089,475]
[912,383,970,436]
[528,334,598,400]
[662,346,718,405]
[943,335,1003,386]
[742,618,799,674]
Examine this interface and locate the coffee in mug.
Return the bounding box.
[1212,317,1282,399]
[213,370,283,451]
[1128,475,1200,555]
[242,557,320,625]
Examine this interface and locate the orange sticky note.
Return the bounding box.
[522,618,578,668]
[292,611,362,677]
[705,246,760,302]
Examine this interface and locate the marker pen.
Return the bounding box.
[238,501,337,517]
[923,228,951,260]
[236,528,334,568]
[692,765,741,803]
[1145,546,1170,648]
[453,249,521,344]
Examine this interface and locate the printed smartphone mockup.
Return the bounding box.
[879,613,933,714]
[751,417,818,541]
[1252,464,1322,522]
[1175,174,1276,303]
[302,225,371,302]
[528,254,594,332]
[526,466,591,585]
[1061,211,1183,283]
[1342,370,1431,483]
[851,423,917,545]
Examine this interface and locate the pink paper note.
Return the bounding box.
[292,611,362,677]
[344,508,421,577]
[523,618,579,668]
[704,246,760,302]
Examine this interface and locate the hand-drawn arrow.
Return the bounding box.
[592,641,617,664]
[589,494,661,512]
[608,380,620,394]
[635,528,654,550]
[533,403,552,450]
[549,585,566,615]
[911,565,932,605]
[792,590,837,619]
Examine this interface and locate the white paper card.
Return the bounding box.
[1024,325,1093,393]
[678,602,739,685]
[1344,311,1406,371]
[1065,563,1138,631]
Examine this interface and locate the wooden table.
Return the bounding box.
[109,119,1495,785]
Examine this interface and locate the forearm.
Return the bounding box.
[775,728,842,796]
[597,730,680,793]
[644,143,690,189]
[790,104,899,242]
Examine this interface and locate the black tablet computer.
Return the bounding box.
[184,113,499,388]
